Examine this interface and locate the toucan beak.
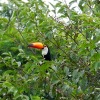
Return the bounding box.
[28,42,44,49]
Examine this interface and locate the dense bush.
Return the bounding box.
[0,0,100,99]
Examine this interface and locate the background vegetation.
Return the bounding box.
[0,0,100,99]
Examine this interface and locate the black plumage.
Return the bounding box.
[43,48,51,61]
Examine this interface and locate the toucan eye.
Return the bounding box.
[44,45,47,47]
[42,45,47,49]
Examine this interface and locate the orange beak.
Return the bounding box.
[28,42,44,49]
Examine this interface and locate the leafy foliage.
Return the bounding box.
[0,0,100,99]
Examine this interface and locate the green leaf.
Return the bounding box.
[72,69,79,79]
[3,81,12,88]
[52,80,60,86]
[2,52,12,57]
[24,62,33,73]
[78,70,84,78]
[62,83,70,91]
[64,67,69,76]
[8,86,18,96]
[31,96,41,100]
[51,65,57,72]
[93,61,100,71]
[16,61,21,67]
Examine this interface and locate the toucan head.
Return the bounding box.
[28,42,51,60]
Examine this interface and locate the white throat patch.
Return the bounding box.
[42,46,48,56]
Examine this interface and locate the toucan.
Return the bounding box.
[28,42,56,99]
[28,42,51,61]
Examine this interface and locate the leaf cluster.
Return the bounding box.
[0,0,100,99]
